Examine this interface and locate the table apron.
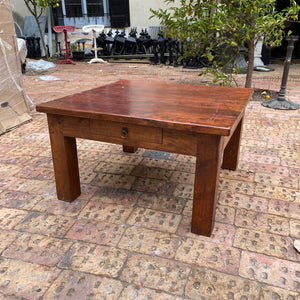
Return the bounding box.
[52,114,232,157]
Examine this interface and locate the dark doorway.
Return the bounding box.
[271,0,300,61]
[108,0,130,28]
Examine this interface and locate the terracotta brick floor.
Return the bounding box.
[0,60,299,299]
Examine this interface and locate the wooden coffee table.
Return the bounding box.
[36,80,252,236]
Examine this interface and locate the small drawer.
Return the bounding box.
[90,119,162,144]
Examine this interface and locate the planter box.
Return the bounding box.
[72,51,85,60]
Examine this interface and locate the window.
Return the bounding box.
[62,0,105,18]
[87,0,104,17]
[52,0,129,28]
[65,0,82,17]
[108,0,130,27]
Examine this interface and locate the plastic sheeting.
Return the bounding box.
[17,38,27,63]
[26,59,56,70]
[39,75,60,81]
[0,0,31,134]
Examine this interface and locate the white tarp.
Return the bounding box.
[26,59,56,70]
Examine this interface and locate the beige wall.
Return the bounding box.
[129,0,180,32]
[10,0,26,29]
[11,0,48,32]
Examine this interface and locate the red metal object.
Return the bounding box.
[53,26,76,65]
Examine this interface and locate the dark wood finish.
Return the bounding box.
[123,145,138,153]
[47,114,81,201]
[192,134,223,236]
[36,80,252,236]
[222,117,244,170]
[90,119,163,144]
[36,80,252,135]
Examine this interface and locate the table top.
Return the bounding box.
[36,80,253,135]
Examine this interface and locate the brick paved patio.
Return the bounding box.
[0,61,299,299]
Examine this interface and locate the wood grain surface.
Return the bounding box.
[36,80,253,136]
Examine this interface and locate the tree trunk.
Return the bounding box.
[35,15,48,59]
[245,15,256,88]
[245,33,255,88]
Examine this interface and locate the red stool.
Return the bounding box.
[53,26,76,65]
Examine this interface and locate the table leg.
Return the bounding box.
[123,145,138,153]
[191,134,223,236]
[47,115,81,201]
[222,117,244,170]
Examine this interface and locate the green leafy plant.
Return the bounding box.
[71,43,83,52]
[70,43,77,51]
[151,0,299,88]
[24,0,60,59]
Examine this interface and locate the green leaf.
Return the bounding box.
[150,0,300,87]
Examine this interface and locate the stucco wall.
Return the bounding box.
[10,0,26,30]
[129,0,180,32]
[11,0,47,30]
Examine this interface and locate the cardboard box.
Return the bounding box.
[0,0,31,134]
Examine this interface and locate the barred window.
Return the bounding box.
[65,0,82,17]
[87,0,104,17]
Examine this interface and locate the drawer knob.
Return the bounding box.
[121,127,129,138]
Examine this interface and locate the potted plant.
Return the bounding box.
[71,43,85,60]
